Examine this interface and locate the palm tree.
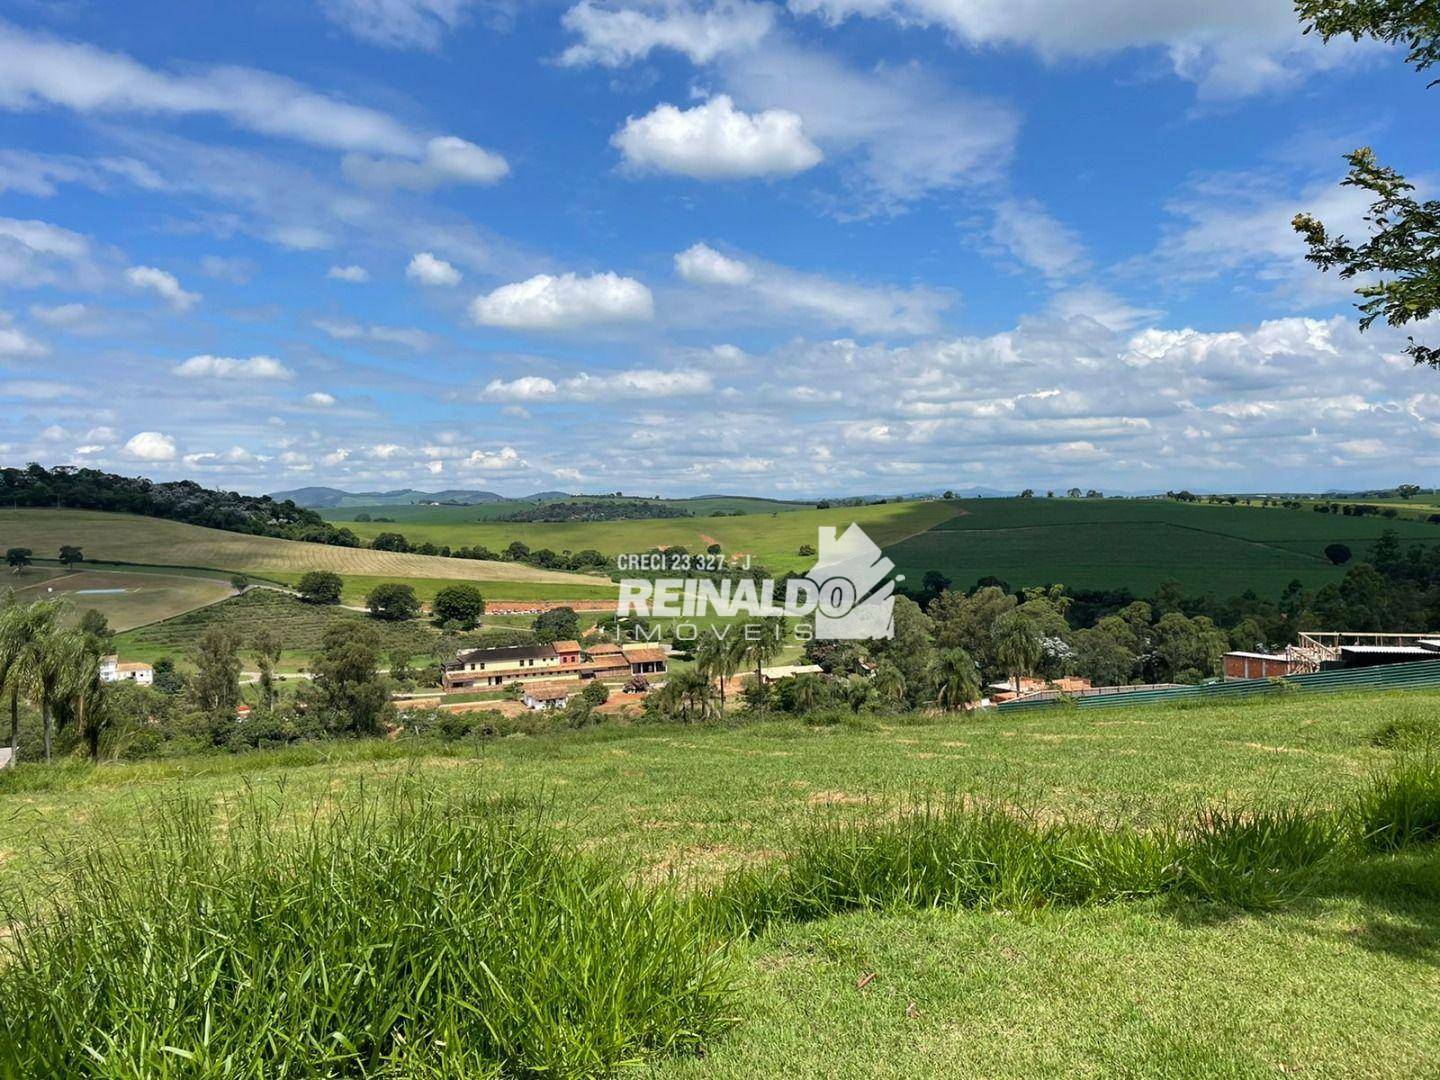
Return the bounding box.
[790,671,823,714]
[871,660,906,705]
[695,632,747,715]
[932,648,982,712]
[50,630,106,758]
[0,599,29,760]
[741,615,787,717]
[18,602,67,762]
[992,612,1042,697]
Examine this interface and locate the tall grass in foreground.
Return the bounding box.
[0,785,735,1078]
[711,801,1346,935]
[2,755,1439,1076]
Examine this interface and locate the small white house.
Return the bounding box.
[522,681,580,711]
[100,655,154,686]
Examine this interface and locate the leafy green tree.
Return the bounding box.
[1151,613,1228,684]
[6,548,32,574]
[1071,620,1139,687]
[931,648,981,711]
[251,628,284,711]
[1397,483,1422,499]
[190,627,242,721]
[1324,542,1353,565]
[581,680,609,706]
[370,532,410,553]
[929,585,1016,680]
[151,657,185,696]
[866,596,936,706]
[306,624,392,735]
[532,606,580,644]
[366,583,420,622]
[992,610,1043,696]
[229,574,250,593]
[78,608,112,642]
[58,545,83,569]
[871,659,906,705]
[1293,3,1440,364]
[432,585,485,630]
[786,671,824,713]
[295,571,343,605]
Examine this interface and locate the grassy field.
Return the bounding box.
[322,494,815,523]
[888,497,1440,597]
[0,509,611,589]
[5,565,234,631]
[263,570,617,606]
[3,691,1440,1074]
[112,588,509,671]
[334,499,962,573]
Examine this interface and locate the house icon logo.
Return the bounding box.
[806,524,896,640]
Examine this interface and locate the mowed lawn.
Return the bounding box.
[0,509,613,590]
[888,498,1440,596]
[6,565,234,630]
[333,499,963,573]
[2,689,1437,1076]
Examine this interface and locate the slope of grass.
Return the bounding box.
[113,588,474,668]
[0,508,607,587]
[334,499,962,574]
[7,565,234,631]
[888,497,1440,596]
[2,692,1440,1077]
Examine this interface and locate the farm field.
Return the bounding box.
[888,497,1440,597]
[2,689,1438,1075]
[332,499,962,573]
[6,565,234,630]
[112,588,510,671]
[321,494,814,523]
[0,509,611,590]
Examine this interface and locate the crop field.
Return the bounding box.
[0,509,610,588]
[887,497,1440,597]
[322,494,814,524]
[6,565,234,630]
[2,689,1438,1075]
[334,499,962,573]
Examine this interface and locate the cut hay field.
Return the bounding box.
[332,499,962,573]
[2,689,1439,1076]
[0,509,614,592]
[6,565,234,630]
[887,497,1440,597]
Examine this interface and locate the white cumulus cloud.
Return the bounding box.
[469,272,654,329]
[328,264,370,282]
[343,135,509,190]
[174,354,292,379]
[560,0,775,67]
[613,95,821,180]
[407,251,461,286]
[126,266,199,311]
[675,242,753,285]
[123,430,176,461]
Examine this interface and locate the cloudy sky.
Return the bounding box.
[0,0,1435,497]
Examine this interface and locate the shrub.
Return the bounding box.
[0,785,735,1077]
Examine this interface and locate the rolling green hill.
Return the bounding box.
[321,494,815,524]
[331,500,960,574]
[0,509,616,603]
[887,497,1440,596]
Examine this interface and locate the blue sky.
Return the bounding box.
[0,0,1436,497]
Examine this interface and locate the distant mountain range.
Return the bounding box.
[269,487,568,509]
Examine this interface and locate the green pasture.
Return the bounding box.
[322,494,814,524]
